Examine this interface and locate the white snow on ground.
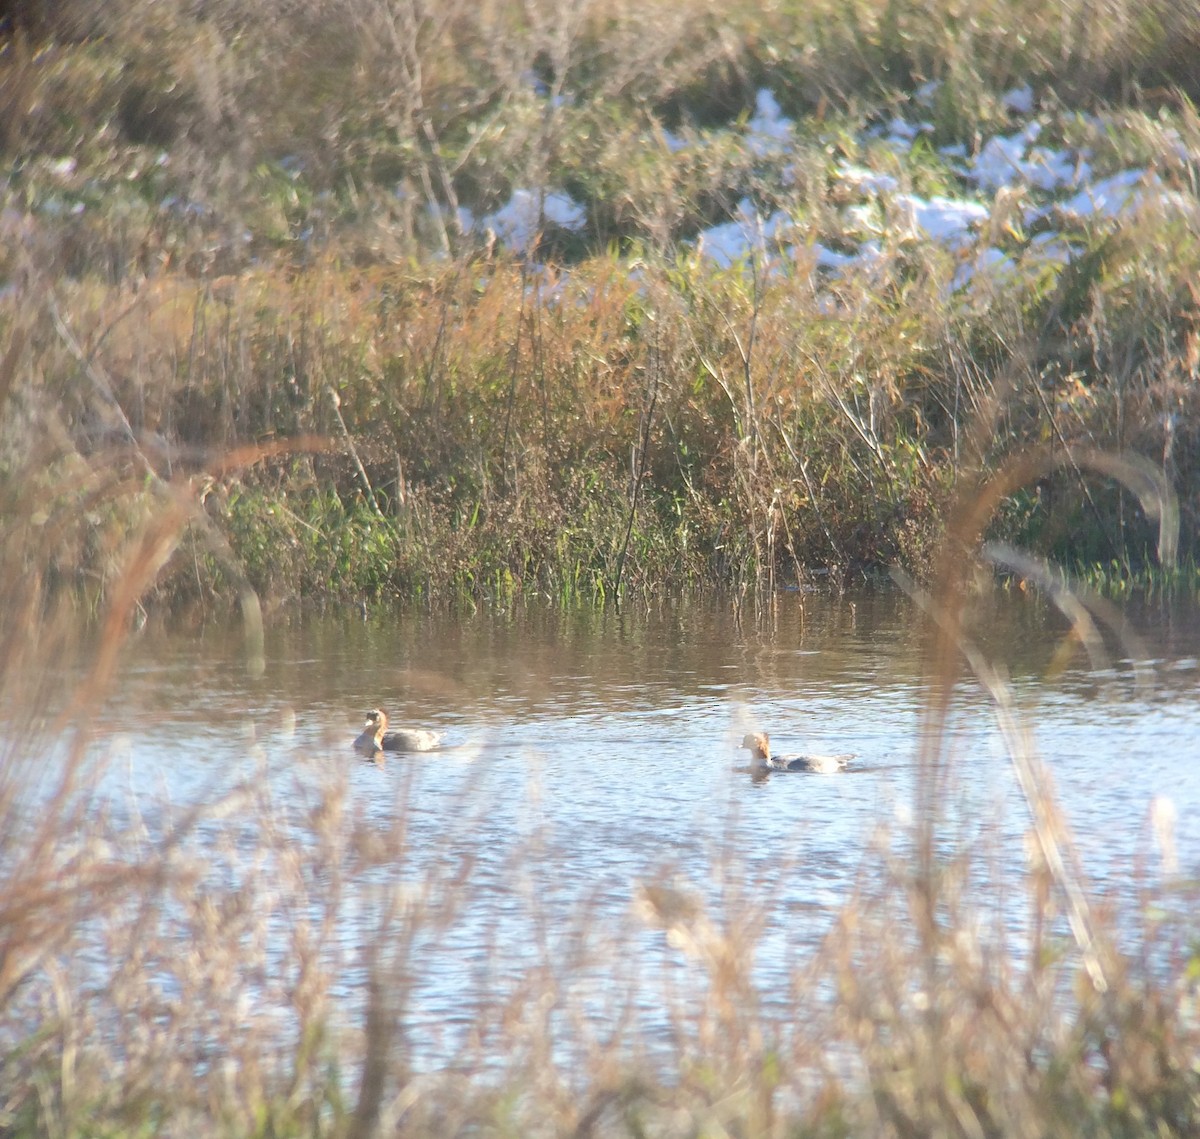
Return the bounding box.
[746,89,794,153]
[697,198,793,268]
[1056,169,1187,220]
[874,116,932,144]
[481,188,587,254]
[1026,231,1079,265]
[893,193,989,245]
[469,83,1197,294]
[951,246,1015,292]
[1002,85,1035,115]
[683,87,1199,294]
[969,122,1089,192]
[843,204,884,234]
[811,240,883,271]
[838,164,900,196]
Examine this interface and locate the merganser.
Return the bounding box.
[354,709,442,755]
[739,731,852,775]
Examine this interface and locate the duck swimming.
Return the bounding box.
[739,731,853,775]
[354,709,443,755]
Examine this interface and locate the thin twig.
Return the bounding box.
[894,567,1112,993]
[611,330,661,601]
[327,386,383,517]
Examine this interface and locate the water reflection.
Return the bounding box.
[25,587,1200,1067]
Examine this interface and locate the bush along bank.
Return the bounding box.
[3,3,1200,609]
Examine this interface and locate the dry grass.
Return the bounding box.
[5,224,1198,606]
[1,400,1199,1138]
[3,11,1200,1119]
[3,0,1200,605]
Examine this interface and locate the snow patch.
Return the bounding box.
[481,189,587,253]
[893,193,989,245]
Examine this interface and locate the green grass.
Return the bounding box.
[6,0,1200,1127]
[1,572,1198,1138]
[3,0,1200,615]
[1072,554,1200,600]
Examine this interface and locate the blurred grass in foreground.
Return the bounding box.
[3,1,1200,608]
[2,8,1200,1124]
[1,424,1199,1137]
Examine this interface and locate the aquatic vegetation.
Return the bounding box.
[4,7,1200,1119]
[2,489,1199,1139]
[3,1,1200,606]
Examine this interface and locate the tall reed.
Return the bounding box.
[1,407,1198,1137]
[2,8,1200,1125]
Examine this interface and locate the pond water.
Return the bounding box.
[43,587,1200,1069]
